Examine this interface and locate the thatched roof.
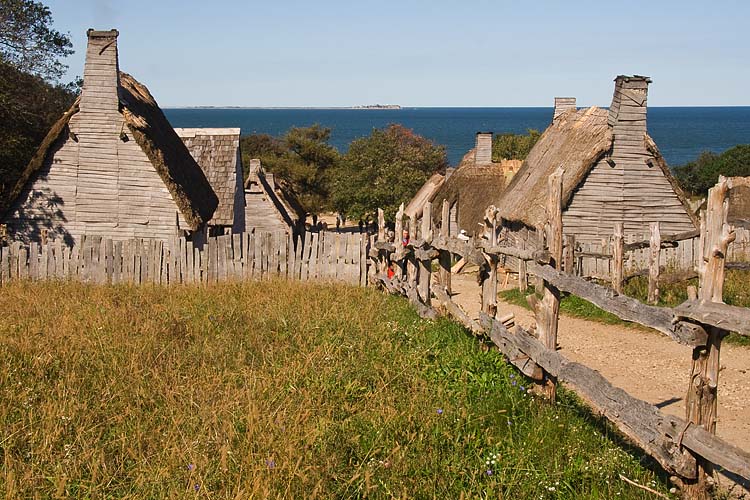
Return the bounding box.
[431,160,514,236]
[1,72,218,230]
[495,107,613,228]
[496,106,698,230]
[175,128,242,226]
[118,73,218,229]
[405,173,445,219]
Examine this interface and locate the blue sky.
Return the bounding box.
[46,0,749,107]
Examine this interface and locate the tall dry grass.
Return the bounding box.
[0,280,670,498]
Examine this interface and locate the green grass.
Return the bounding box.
[0,281,673,498]
[500,271,750,346]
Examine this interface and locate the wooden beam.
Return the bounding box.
[623,229,700,252]
[674,301,750,337]
[612,222,624,294]
[648,222,661,304]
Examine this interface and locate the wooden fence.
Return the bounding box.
[0,229,368,286]
[370,175,750,500]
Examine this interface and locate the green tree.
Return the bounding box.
[0,0,73,81]
[0,0,76,210]
[332,124,448,221]
[673,145,750,196]
[492,129,540,162]
[240,124,339,216]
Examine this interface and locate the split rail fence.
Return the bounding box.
[0,229,368,286]
[369,174,750,499]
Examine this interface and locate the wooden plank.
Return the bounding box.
[218,235,228,282]
[279,231,288,278]
[113,241,122,284]
[309,232,319,280]
[253,231,262,280]
[360,233,367,287]
[232,233,242,280]
[529,263,708,346]
[18,246,28,280]
[105,238,114,284]
[612,223,624,293]
[29,243,39,281]
[648,222,660,304]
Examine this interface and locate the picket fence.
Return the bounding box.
[0,230,369,286]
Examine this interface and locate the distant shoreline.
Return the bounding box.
[164,105,750,110]
[167,105,402,110]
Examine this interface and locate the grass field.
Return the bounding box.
[0,281,674,498]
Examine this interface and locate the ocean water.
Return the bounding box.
[164,107,750,167]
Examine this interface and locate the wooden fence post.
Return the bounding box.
[529,166,563,401]
[438,199,452,298]
[648,222,661,304]
[612,223,624,294]
[394,203,405,279]
[418,202,433,304]
[518,237,528,293]
[407,216,417,287]
[683,177,735,499]
[481,206,499,316]
[563,234,575,275]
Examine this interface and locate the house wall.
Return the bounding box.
[244,186,292,234]
[563,77,695,244]
[4,30,187,243]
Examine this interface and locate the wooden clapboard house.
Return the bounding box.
[429,132,520,236]
[1,29,217,244]
[175,128,245,234]
[496,75,697,246]
[244,159,304,235]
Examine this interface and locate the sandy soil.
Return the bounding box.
[447,272,750,452]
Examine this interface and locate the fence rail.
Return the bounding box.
[370,175,750,499]
[0,230,369,287]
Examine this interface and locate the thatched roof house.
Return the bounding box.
[496,76,697,244]
[244,159,304,234]
[175,128,245,234]
[728,184,750,229]
[404,173,445,221]
[429,133,520,236]
[1,29,217,244]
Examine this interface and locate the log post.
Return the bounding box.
[481,206,499,316]
[612,222,624,294]
[563,234,575,275]
[394,203,404,279]
[518,237,528,292]
[418,203,433,305]
[377,208,385,241]
[407,216,417,287]
[528,167,563,401]
[683,177,735,499]
[439,199,452,297]
[648,222,661,304]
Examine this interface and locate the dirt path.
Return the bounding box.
[448,272,750,452]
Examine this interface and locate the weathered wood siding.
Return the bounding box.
[563,77,695,244]
[4,30,187,243]
[244,183,292,234]
[553,97,576,121]
[474,132,492,165]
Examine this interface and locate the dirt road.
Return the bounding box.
[448,272,750,452]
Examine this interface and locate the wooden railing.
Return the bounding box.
[369,175,750,499]
[0,229,369,286]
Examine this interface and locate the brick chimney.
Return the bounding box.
[553,97,576,122]
[248,159,262,175]
[81,29,120,114]
[607,75,651,139]
[474,132,493,165]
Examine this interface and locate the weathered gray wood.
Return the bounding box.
[29,243,39,280]
[674,300,750,337]
[647,222,661,304]
[624,229,700,252]
[113,240,122,284]
[530,263,708,346]
[418,204,433,304]
[612,223,624,294]
[105,238,114,283]
[438,199,452,295]
[309,232,319,280]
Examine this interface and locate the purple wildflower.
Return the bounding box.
[486,469,493,476]
[511,380,517,386]
[509,374,515,379]
[519,386,525,392]
[194,484,200,492]
[507,419,512,426]
[187,463,195,471]
[437,409,443,415]
[266,458,276,469]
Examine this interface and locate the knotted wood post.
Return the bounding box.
[612,223,624,294]
[438,199,452,298]
[481,206,499,316]
[407,216,417,288]
[528,166,564,401]
[683,176,735,499]
[518,237,528,292]
[563,235,575,275]
[648,222,661,304]
[417,202,433,305]
[377,208,386,273]
[394,203,405,279]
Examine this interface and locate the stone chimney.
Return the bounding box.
[81,29,120,114]
[608,75,651,139]
[553,97,576,122]
[474,132,493,165]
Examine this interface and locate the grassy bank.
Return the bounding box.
[0,281,671,498]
